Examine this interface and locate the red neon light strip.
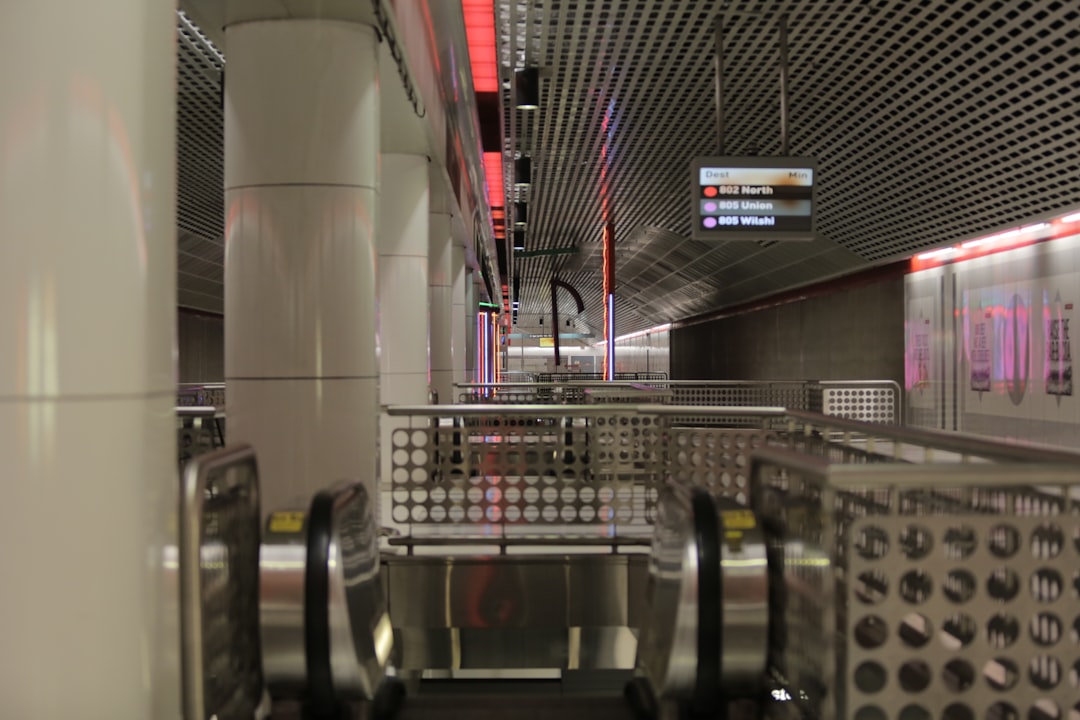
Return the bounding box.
[602,223,616,380]
[462,0,498,93]
[910,216,1080,272]
[483,151,505,210]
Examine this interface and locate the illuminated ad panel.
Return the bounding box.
[690,157,817,241]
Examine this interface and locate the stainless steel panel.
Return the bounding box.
[179,444,266,720]
[385,554,646,671]
[715,499,769,692]
[394,628,639,671]
[325,484,394,700]
[259,513,307,695]
[635,488,699,700]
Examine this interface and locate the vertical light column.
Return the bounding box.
[603,222,616,380]
[378,154,430,405]
[451,240,468,386]
[0,1,179,716]
[225,20,379,512]
[429,172,454,404]
[465,272,479,381]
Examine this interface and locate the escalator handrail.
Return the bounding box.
[690,488,721,715]
[304,481,387,714]
[303,485,350,717]
[179,443,262,720]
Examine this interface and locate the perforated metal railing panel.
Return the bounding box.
[385,408,665,537]
[455,381,902,424]
[751,452,1080,720]
[671,383,813,411]
[665,425,775,506]
[383,402,949,535]
[177,385,226,407]
[497,0,1080,334]
[821,387,898,425]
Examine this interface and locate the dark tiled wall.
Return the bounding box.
[178,309,224,383]
[671,275,904,384]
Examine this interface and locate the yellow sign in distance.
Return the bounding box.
[720,508,756,531]
[269,511,305,534]
[539,337,555,347]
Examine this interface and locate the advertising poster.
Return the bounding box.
[905,297,936,397]
[904,280,941,429]
[961,281,1035,415]
[1044,290,1073,397]
[969,299,993,393]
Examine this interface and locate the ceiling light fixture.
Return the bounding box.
[514,202,528,227]
[514,157,532,188]
[513,229,526,251]
[515,67,540,110]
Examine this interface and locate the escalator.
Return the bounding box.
[183,446,777,720]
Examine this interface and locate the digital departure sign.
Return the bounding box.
[691,157,817,241]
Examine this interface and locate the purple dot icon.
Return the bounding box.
[703,217,718,229]
[703,201,718,213]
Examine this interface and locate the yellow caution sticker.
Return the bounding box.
[725,530,744,552]
[721,509,756,531]
[269,511,305,534]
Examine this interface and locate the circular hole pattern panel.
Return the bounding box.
[848,515,1078,719]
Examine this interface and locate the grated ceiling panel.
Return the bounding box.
[176,11,225,314]
[499,0,1080,335]
[172,3,1080,331]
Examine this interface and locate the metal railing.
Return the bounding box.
[177,382,226,408]
[749,446,1080,720]
[179,444,266,720]
[384,404,673,541]
[456,379,902,424]
[382,401,1077,545]
[177,406,226,468]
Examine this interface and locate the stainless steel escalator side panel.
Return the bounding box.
[325,483,394,700]
[259,517,307,695]
[384,554,646,671]
[635,487,699,700]
[713,499,770,693]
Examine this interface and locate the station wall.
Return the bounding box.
[905,227,1080,447]
[670,273,905,385]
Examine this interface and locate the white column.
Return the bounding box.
[429,172,454,404]
[451,239,468,389]
[224,20,380,513]
[0,1,179,716]
[378,154,430,405]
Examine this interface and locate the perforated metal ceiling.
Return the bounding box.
[177,11,225,314]
[174,2,1080,334]
[498,0,1080,335]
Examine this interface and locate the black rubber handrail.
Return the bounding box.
[691,489,721,716]
[303,488,340,719]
